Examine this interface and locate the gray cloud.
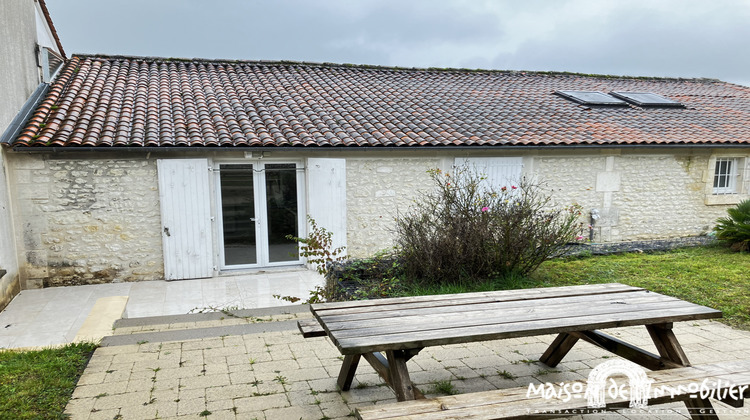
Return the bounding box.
[45,0,750,86]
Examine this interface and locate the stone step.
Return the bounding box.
[103,304,314,347]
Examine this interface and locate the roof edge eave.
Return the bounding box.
[9,143,750,154]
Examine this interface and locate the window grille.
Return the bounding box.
[713,158,738,195]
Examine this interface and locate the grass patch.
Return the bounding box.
[432,379,458,395]
[531,245,750,330]
[364,245,749,330]
[0,341,98,419]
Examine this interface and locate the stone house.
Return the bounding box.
[0,0,65,309]
[1,54,749,291]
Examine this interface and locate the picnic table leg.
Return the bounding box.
[645,323,691,367]
[539,333,579,367]
[646,323,719,420]
[337,354,361,391]
[386,350,419,401]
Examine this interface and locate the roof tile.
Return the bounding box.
[11,55,750,148]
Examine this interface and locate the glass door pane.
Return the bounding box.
[264,164,299,263]
[220,164,257,266]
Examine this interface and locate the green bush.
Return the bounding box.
[394,166,584,284]
[714,199,750,251]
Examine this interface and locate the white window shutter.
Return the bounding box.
[306,158,347,256]
[455,157,524,189]
[157,159,214,280]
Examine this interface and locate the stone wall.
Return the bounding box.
[5,148,746,287]
[533,150,744,242]
[344,149,747,257]
[345,157,443,257]
[9,154,164,288]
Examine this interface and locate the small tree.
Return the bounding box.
[394,166,583,284]
[714,199,750,252]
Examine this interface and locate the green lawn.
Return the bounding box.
[530,245,750,330]
[389,245,750,330]
[0,342,97,419]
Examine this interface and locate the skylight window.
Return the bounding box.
[610,92,683,107]
[554,91,628,106]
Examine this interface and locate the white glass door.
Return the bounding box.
[217,162,303,269]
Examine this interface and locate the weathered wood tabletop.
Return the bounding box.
[309,283,722,402]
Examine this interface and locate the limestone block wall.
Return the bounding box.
[10,154,163,288]
[346,157,442,257]
[533,151,739,242]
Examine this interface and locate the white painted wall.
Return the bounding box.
[0,0,47,308]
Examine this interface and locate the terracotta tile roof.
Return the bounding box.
[11,55,750,148]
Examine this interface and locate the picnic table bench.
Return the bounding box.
[355,359,750,419]
[301,283,727,418]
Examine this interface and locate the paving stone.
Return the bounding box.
[228,369,257,385]
[92,391,151,410]
[77,371,108,386]
[264,404,324,419]
[119,401,178,419]
[206,383,255,401]
[87,408,122,420]
[102,368,130,383]
[126,378,154,393]
[453,376,496,394]
[203,408,238,420]
[111,351,160,364]
[64,397,96,418]
[157,365,206,380]
[73,381,129,399]
[234,393,290,412]
[205,397,235,412]
[307,377,340,393]
[287,389,319,406]
[320,399,355,418]
[340,386,395,404]
[177,395,206,416]
[179,373,231,390]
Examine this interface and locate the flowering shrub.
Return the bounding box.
[394,165,584,284]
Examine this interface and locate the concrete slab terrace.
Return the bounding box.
[0,269,323,349]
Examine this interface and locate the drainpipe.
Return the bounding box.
[590,208,600,241]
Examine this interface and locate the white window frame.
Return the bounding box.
[214,159,306,270]
[712,157,739,195]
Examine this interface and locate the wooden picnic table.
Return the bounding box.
[309,283,722,402]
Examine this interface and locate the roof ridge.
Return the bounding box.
[70,53,721,83]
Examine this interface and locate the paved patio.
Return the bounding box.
[0,269,323,349]
[64,306,750,420]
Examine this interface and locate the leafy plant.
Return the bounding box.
[394,165,584,284]
[282,216,347,303]
[714,199,750,251]
[287,215,346,276]
[432,380,458,395]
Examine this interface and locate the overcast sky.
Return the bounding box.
[46,0,750,87]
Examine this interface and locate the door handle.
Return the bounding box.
[164,227,171,237]
[250,218,258,222]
